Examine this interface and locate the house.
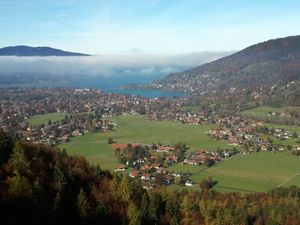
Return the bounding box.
[141,173,152,180]
[57,135,70,143]
[151,163,161,169]
[185,180,194,186]
[165,155,178,164]
[129,170,140,178]
[114,164,128,172]
[142,182,154,190]
[164,175,175,185]
[72,129,83,136]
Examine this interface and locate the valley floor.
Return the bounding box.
[60,115,300,193]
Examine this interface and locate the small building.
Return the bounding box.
[185,180,194,187]
[114,164,128,172]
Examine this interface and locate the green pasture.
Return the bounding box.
[28,112,68,125]
[241,106,300,118]
[170,151,300,192]
[59,115,230,170]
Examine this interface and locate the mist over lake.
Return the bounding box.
[0,51,233,97]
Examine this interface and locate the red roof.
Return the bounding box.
[130,170,139,177]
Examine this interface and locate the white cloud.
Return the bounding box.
[0,51,234,78]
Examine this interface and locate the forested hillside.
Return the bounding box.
[154,35,300,94]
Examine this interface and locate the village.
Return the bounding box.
[110,141,238,190]
[208,116,300,154]
[1,87,299,171]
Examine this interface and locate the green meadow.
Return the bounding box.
[28,112,69,125]
[169,151,300,192]
[34,113,300,193]
[60,115,230,170]
[241,106,300,118]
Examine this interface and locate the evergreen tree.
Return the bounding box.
[9,141,29,176]
[127,202,141,225]
[77,187,91,218]
[7,175,32,198]
[53,161,67,192]
[140,192,150,223]
[0,130,14,164]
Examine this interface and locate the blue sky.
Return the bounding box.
[1,0,300,54]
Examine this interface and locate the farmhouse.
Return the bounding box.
[114,164,128,172]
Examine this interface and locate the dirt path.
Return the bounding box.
[277,170,300,187]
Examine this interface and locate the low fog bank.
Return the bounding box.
[0,51,234,78]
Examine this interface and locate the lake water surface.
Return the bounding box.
[67,74,185,98]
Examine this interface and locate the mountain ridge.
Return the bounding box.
[0,45,90,56]
[153,35,300,94]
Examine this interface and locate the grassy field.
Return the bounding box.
[241,106,300,118]
[28,112,68,125]
[54,114,300,193]
[60,115,230,170]
[169,151,300,192]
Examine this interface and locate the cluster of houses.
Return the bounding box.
[113,142,237,190]
[268,111,290,117]
[271,128,295,140]
[208,116,299,153]
[184,150,220,165]
[147,110,213,125]
[21,116,117,146]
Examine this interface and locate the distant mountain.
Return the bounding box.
[154,35,300,94]
[0,45,90,56]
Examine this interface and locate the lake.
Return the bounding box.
[2,73,185,98]
[66,74,185,98]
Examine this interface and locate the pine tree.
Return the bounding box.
[77,187,91,218]
[127,202,141,225]
[9,141,29,176]
[140,192,150,223]
[7,175,32,198]
[7,142,32,198]
[53,161,67,192]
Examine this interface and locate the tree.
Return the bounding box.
[199,177,216,190]
[174,176,182,185]
[293,132,298,138]
[127,202,141,225]
[140,193,150,224]
[166,197,180,225]
[96,198,107,217]
[53,161,67,192]
[77,187,91,218]
[148,193,162,224]
[7,175,33,198]
[119,176,131,203]
[108,137,114,144]
[0,130,14,164]
[204,158,214,168]
[9,142,29,176]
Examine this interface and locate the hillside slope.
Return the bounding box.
[155,35,300,94]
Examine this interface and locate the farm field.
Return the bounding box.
[169,151,300,192]
[28,112,69,125]
[60,115,230,170]
[53,114,300,193]
[241,106,300,118]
